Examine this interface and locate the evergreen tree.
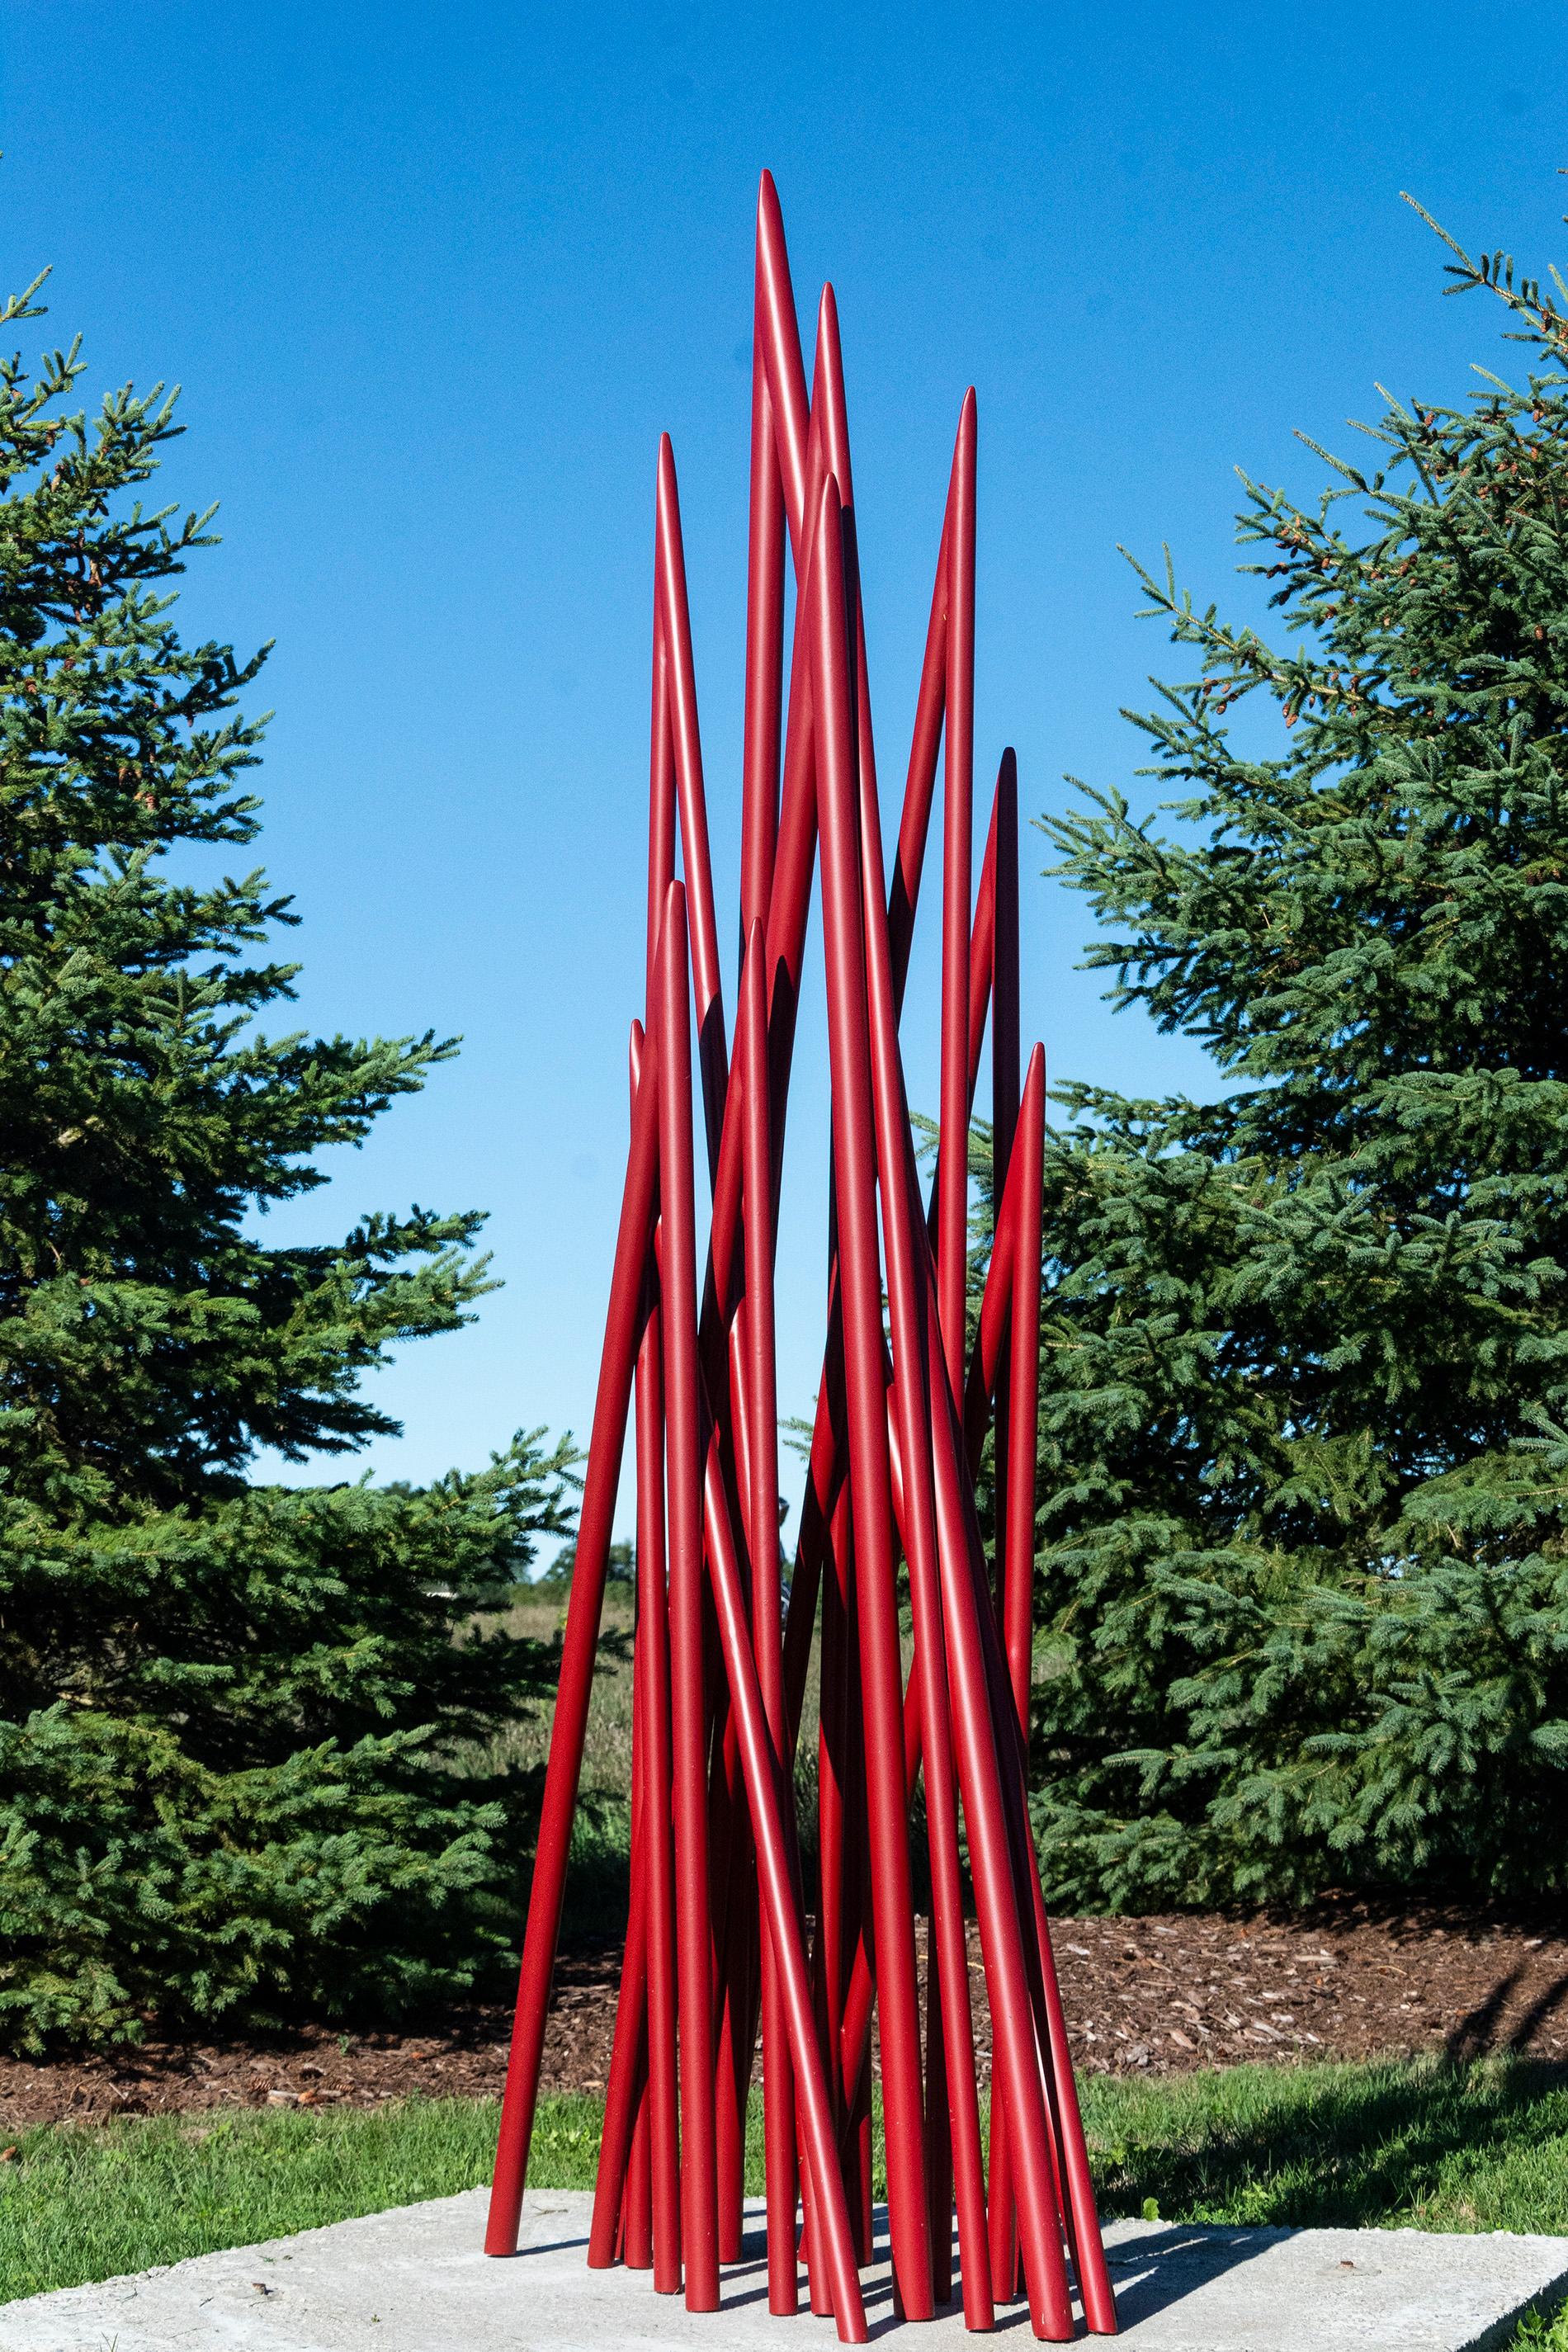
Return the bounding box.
[1019,191,1568,1910]
[0,261,575,2045]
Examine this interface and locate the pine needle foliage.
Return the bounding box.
[1023,190,1568,1910]
[0,262,577,2047]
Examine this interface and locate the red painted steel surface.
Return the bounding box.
[484,173,1117,2343]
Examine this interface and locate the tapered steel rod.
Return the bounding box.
[1004,1042,1041,1742]
[711,1640,753,2276]
[739,924,798,2312]
[924,1934,954,2308]
[795,933,1001,2147]
[485,1023,663,2257]
[589,1785,649,2265]
[853,592,995,2332]
[654,882,720,2312]
[635,1250,682,2293]
[986,1537,1118,2338]
[780,1308,845,1760]
[712,1866,749,2265]
[987,762,1010,1646]
[742,335,786,959]
[817,726,1012,2159]
[913,1235,1074,2340]
[912,1152,1086,2333]
[772,373,975,1767]
[812,286,855,519]
[990,754,1021,1651]
[597,1580,653,2276]
[847,2011,874,2272]
[815,1470,850,2130]
[999,1681,1114,2336]
[755,171,812,560]
[937,1179,1122,2336]
[968,790,999,1098]
[834,1665,920,2098]
[1020,1849,1119,2335]
[759,394,828,1174]
[655,442,729,1182]
[962,1108,1035,1476]
[649,615,676,1023]
[744,173,825,1193]
[588,1040,679,2272]
[824,328,994,2304]
[640,461,742,2296]
[890,409,969,1013]
[990,752,1021,1202]
[810,471,933,2318]
[952,752,1004,1816]
[670,593,767,2282]
[700,1430,868,2341]
[639,729,686,2276]
[798,2132,831,2321]
[625,2069,653,2269]
[687,347,827,1461]
[838,1551,875,2269]
[963,1286,1013,1472]
[935,391,977,1395]
[714,317,790,2164]
[774,404,971,1749]
[616,1031,682,2299]
[760,280,956,1193]
[987,751,1023,2298]
[707,339,956,1587]
[890,473,955,1004]
[712,1488,759,2274]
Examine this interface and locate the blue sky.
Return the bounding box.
[4,1,1565,1538]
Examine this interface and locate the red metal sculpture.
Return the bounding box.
[484,173,1118,2344]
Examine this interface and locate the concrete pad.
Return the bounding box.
[2,2189,1565,2352]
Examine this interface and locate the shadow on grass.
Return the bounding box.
[1083,2053,1568,2232]
[1448,1968,1568,2062]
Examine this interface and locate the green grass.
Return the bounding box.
[1514,2314,1568,2351]
[1079,2055,1568,2234]
[0,2095,594,2305]
[3,2057,1566,2334]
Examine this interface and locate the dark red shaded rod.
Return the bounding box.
[810,470,934,2319]
[739,923,798,2316]
[484,1023,661,2260]
[655,882,721,2312]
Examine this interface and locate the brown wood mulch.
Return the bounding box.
[3,1901,1565,2132]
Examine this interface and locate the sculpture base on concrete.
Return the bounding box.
[7,2190,1565,2352]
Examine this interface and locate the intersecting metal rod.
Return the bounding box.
[484,1031,662,2259]
[810,470,934,2320]
[739,922,798,2314]
[655,883,720,2312]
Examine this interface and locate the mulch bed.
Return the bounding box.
[4,1901,1565,2132]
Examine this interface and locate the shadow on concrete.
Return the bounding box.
[1098,2222,1286,2329]
[720,2207,1281,2335]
